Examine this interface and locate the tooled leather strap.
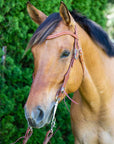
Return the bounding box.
[46,31,78,40]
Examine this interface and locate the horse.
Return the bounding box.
[24,1,114,144]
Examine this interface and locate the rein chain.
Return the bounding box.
[12,25,84,144]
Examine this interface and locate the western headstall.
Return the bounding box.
[47,25,84,102]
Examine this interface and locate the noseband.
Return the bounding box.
[46,25,84,102]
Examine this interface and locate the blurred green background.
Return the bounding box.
[0,0,114,143]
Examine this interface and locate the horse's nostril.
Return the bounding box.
[25,106,45,127]
[37,106,44,122]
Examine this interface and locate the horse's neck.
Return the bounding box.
[77,24,112,113]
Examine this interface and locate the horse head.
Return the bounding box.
[24,2,83,128]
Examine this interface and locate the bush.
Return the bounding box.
[0,0,108,143]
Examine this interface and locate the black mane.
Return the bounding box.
[70,11,114,56]
[27,11,114,57]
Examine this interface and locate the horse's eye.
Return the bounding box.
[60,50,70,58]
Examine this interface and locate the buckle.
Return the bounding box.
[74,48,82,59]
[61,87,65,93]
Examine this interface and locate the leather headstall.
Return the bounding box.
[46,25,84,103]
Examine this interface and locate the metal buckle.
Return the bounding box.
[74,48,82,59]
[61,87,65,93]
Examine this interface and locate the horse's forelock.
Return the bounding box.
[24,13,62,55]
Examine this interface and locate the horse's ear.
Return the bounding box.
[27,2,47,25]
[60,1,73,26]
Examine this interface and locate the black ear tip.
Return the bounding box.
[60,1,65,5]
[27,1,31,5]
[60,1,67,8]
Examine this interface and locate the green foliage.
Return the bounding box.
[0,0,108,143]
[106,2,114,39]
[71,0,108,28]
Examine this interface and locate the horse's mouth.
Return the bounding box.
[26,102,56,129]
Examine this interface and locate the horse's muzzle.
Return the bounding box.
[24,103,55,128]
[24,106,46,128]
